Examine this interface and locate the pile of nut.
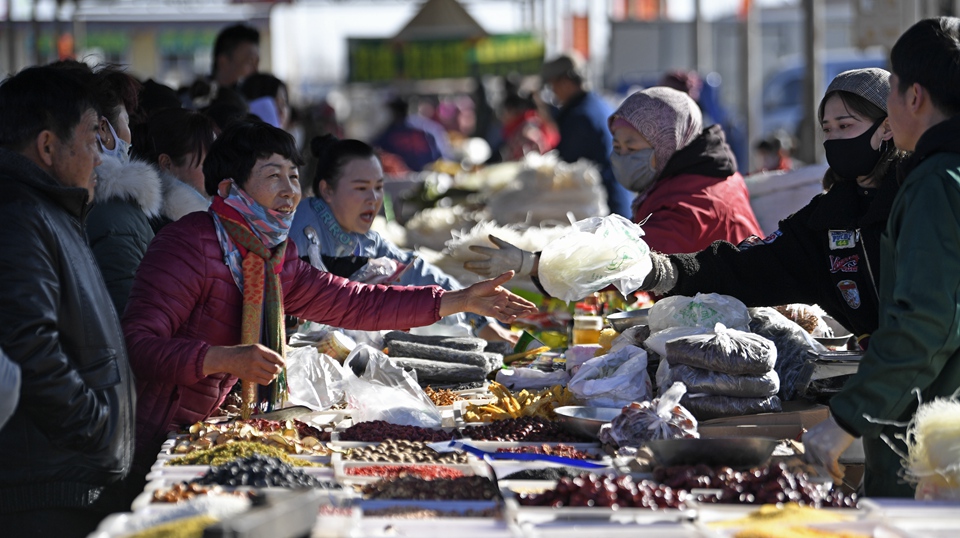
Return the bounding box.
[495,444,598,460]
[362,476,498,500]
[338,420,458,443]
[424,386,464,407]
[343,440,469,464]
[170,419,329,456]
[151,482,255,504]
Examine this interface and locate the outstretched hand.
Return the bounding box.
[440,271,538,323]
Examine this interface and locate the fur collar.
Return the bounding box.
[158,170,211,222]
[94,154,162,218]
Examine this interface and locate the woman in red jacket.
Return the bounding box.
[465,87,762,281]
[122,121,535,472]
[609,86,761,253]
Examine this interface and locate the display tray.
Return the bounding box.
[152,453,330,472]
[453,440,600,451]
[859,498,960,519]
[698,520,910,538]
[518,520,699,538]
[691,502,862,525]
[354,516,512,538]
[143,464,337,485]
[502,490,695,524]
[357,499,500,514]
[332,454,490,486]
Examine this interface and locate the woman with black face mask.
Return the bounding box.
[630,68,905,350]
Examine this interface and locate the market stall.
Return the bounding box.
[89,285,960,537]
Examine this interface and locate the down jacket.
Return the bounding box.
[123,211,444,468]
[632,125,762,253]
[0,148,135,512]
[86,154,162,316]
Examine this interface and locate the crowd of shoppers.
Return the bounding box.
[0,16,959,538]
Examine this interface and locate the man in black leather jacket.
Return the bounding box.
[0,66,136,536]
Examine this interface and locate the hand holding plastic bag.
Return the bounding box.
[538,214,652,301]
[568,345,651,407]
[339,345,443,428]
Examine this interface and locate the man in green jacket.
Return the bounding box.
[803,17,960,497]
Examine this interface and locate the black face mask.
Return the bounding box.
[823,117,885,180]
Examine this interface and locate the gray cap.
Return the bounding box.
[822,68,891,113]
[541,54,585,83]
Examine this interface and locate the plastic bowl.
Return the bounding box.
[646,437,778,468]
[554,406,622,439]
[606,309,650,333]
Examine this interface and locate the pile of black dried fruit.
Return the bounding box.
[344,440,469,464]
[518,473,687,509]
[362,476,498,500]
[500,467,583,481]
[338,420,458,443]
[193,454,340,489]
[461,416,591,442]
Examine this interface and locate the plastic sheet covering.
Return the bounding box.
[748,307,826,401]
[680,393,782,420]
[664,323,777,375]
[664,363,780,398]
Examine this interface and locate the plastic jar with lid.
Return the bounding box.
[572,315,602,345]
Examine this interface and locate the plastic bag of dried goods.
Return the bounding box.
[661,362,780,398]
[648,293,750,333]
[538,214,652,302]
[664,323,777,375]
[679,393,782,421]
[568,345,651,408]
[598,382,699,448]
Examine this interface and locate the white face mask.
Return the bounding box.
[98,119,132,166]
[610,148,658,193]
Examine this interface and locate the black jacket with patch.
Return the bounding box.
[668,173,899,339]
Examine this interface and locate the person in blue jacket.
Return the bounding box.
[290,134,517,343]
[541,54,632,218]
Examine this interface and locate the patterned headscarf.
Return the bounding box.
[608,87,703,179]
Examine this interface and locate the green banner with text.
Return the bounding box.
[348,33,545,83]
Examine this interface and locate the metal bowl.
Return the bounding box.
[554,406,622,439]
[606,309,650,333]
[646,437,778,468]
[814,315,854,348]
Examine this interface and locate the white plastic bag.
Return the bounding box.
[538,214,652,301]
[568,345,651,407]
[648,293,751,333]
[495,368,570,391]
[286,346,346,411]
[339,345,443,428]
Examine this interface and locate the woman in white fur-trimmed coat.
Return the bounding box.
[136,108,217,229]
[86,68,164,317]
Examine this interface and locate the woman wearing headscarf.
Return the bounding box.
[465,87,762,280]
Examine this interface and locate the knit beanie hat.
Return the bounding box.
[609,87,703,177]
[820,68,890,114]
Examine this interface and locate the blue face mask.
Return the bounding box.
[610,148,657,193]
[98,120,132,166]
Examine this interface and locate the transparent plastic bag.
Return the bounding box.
[748,307,826,401]
[664,323,777,375]
[648,293,750,333]
[598,382,699,448]
[663,362,780,398]
[538,214,652,301]
[339,345,442,427]
[643,326,710,358]
[680,393,782,421]
[286,346,346,411]
[568,345,651,407]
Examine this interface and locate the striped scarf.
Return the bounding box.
[210,196,288,417]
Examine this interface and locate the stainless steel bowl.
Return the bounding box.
[606,309,650,333]
[554,406,622,439]
[646,437,778,468]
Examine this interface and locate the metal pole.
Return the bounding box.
[5,0,16,74]
[693,0,711,73]
[799,0,824,165]
[741,0,761,174]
